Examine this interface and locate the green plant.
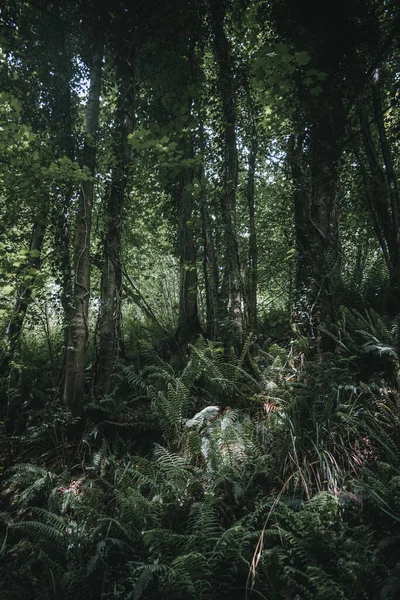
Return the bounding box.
[2,331,400,600]
[322,307,399,384]
[249,492,378,600]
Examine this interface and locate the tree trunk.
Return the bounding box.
[246,118,258,332]
[371,71,400,296]
[176,159,202,344]
[96,58,134,397]
[200,173,219,340]
[198,122,219,340]
[357,99,392,270]
[358,90,400,301]
[176,43,202,346]
[50,17,75,382]
[290,111,344,341]
[210,0,243,347]
[63,23,104,415]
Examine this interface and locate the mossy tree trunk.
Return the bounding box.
[96,55,134,397]
[63,22,104,415]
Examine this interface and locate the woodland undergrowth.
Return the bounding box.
[1,310,400,599]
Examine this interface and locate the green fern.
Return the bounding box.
[5,463,63,509]
[251,493,377,599]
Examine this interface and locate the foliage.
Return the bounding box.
[1,1,400,599]
[1,335,400,599]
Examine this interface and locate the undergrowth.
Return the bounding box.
[1,315,400,599]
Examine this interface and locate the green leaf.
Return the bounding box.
[2,284,14,295]
[295,51,311,66]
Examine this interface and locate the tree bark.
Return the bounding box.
[357,97,393,274]
[199,158,219,340]
[210,0,243,347]
[290,108,344,341]
[63,23,104,415]
[245,111,258,332]
[176,156,202,344]
[96,57,134,397]
[50,16,75,382]
[371,71,400,295]
[357,77,400,312]
[175,43,202,346]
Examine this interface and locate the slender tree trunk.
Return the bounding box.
[50,18,75,381]
[173,38,202,347]
[356,105,392,273]
[63,24,104,415]
[201,208,219,340]
[371,71,400,296]
[198,122,219,340]
[200,177,219,341]
[59,195,73,339]
[358,92,400,297]
[96,59,133,397]
[176,158,202,344]
[246,120,258,332]
[210,0,243,347]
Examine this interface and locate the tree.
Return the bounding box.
[175,47,203,346]
[96,26,135,398]
[199,122,220,340]
[0,2,76,369]
[63,16,105,415]
[268,0,394,341]
[209,0,243,347]
[244,82,259,332]
[357,67,400,311]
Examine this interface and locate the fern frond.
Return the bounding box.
[128,563,168,600]
[13,519,65,544]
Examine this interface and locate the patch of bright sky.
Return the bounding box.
[72,57,90,99]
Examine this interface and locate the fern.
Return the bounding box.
[167,552,212,598]
[250,494,377,599]
[5,463,60,508]
[128,563,168,600]
[334,307,399,380]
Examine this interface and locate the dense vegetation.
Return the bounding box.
[1,0,400,598]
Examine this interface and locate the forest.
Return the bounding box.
[0,0,400,598]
